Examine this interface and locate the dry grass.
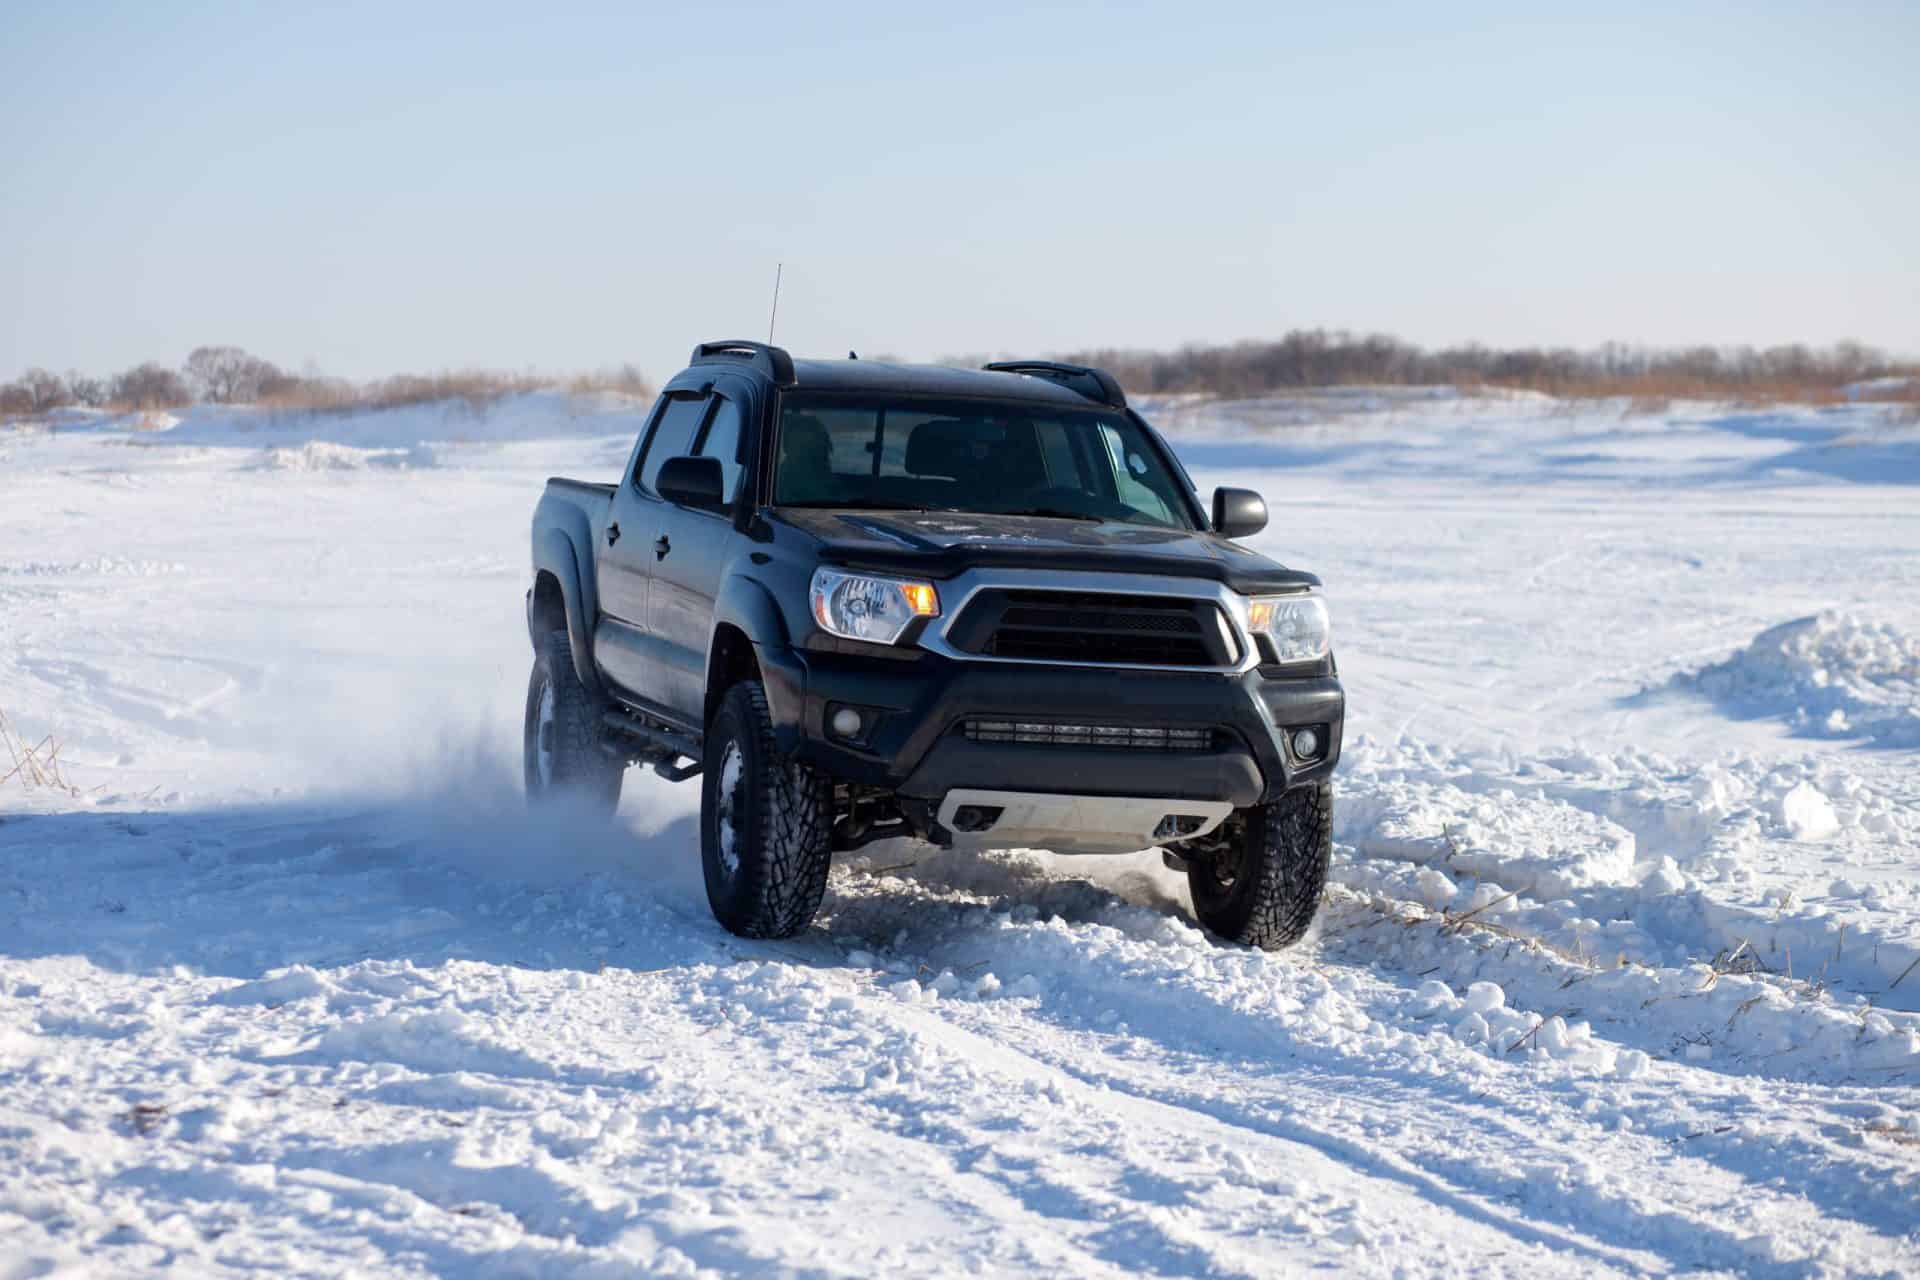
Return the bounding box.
[1489,374,1853,405]
[1328,883,1601,973]
[1,708,85,797]
[258,371,542,414]
[1061,333,1919,407]
[256,367,655,415]
[1246,372,1920,410]
[1475,373,1920,407]
[565,364,654,397]
[5,363,657,426]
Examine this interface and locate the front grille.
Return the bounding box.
[963,719,1219,751]
[949,590,1237,667]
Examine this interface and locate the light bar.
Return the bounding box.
[963,720,1215,751]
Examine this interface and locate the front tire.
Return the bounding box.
[1186,782,1332,950]
[524,630,624,816]
[700,680,833,939]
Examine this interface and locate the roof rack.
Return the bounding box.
[981,360,1127,409]
[690,339,796,386]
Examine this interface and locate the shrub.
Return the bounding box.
[64,371,107,408]
[567,364,654,397]
[254,370,568,414]
[1046,332,1918,402]
[17,368,72,413]
[108,363,192,411]
[185,345,283,403]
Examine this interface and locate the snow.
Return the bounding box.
[3,390,1919,1275]
[1843,375,1916,401]
[1776,780,1841,840]
[1680,611,1920,746]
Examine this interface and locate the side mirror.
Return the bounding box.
[657,455,727,510]
[1212,486,1267,539]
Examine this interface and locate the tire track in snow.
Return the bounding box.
[882,931,1915,1278]
[823,858,1916,1274]
[886,999,1653,1276]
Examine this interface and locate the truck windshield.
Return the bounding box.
[773,396,1196,529]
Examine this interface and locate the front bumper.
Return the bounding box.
[759,642,1343,811]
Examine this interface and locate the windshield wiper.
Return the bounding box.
[993,507,1107,523]
[781,499,966,513]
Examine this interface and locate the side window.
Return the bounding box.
[1035,420,1087,488]
[635,394,709,494]
[1099,424,1176,524]
[694,395,745,503]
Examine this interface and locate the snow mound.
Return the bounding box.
[248,441,429,471]
[1410,980,1626,1074]
[212,965,332,1006]
[1683,612,1920,745]
[1340,782,1637,899]
[305,1008,554,1078]
[1843,375,1916,401]
[1773,781,1839,840]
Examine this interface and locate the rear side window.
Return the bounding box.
[1035,420,1097,489]
[695,395,745,503]
[635,395,709,494]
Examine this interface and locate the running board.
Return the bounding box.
[602,709,703,781]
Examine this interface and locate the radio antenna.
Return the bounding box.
[766,262,783,343]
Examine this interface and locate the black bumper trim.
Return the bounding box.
[782,647,1342,807]
[899,736,1265,808]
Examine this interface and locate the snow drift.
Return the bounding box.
[1682,612,1920,745]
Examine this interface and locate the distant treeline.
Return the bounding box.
[0,347,653,418]
[1054,332,1918,401]
[9,333,1917,420]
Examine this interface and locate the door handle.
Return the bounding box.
[607,522,621,546]
[654,535,672,561]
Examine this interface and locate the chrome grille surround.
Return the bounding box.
[919,569,1279,674]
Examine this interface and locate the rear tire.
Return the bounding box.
[523,630,624,817]
[1186,782,1332,950]
[700,680,833,939]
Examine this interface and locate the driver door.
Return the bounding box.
[595,390,709,705]
[647,390,748,719]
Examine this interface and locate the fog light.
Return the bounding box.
[831,707,864,738]
[1291,728,1320,759]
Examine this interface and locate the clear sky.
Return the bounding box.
[3,1,1915,382]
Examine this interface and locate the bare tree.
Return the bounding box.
[185,345,282,403]
[64,371,107,408]
[254,367,302,401]
[18,368,71,413]
[1055,333,1914,399]
[0,382,33,417]
[110,363,192,411]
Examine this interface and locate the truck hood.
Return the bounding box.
[772,508,1319,593]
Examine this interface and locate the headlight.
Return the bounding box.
[1246,592,1331,663]
[809,568,940,645]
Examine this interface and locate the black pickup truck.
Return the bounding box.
[525,341,1342,948]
